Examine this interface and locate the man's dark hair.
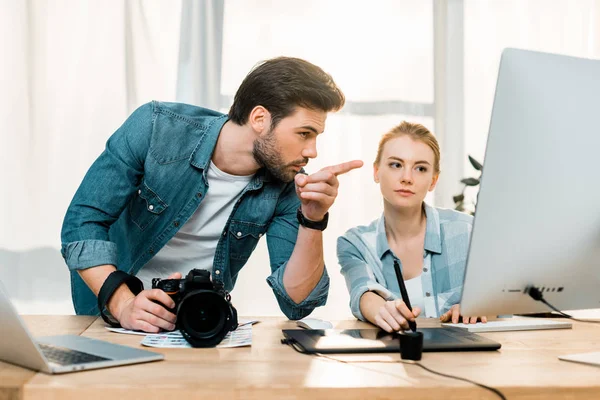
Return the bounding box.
[228,57,345,129]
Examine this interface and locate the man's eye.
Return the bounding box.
[298,132,309,138]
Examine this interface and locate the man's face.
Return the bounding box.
[253,107,326,182]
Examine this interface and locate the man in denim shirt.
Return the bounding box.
[61,57,363,332]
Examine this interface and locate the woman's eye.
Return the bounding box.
[389,162,401,169]
[416,166,428,172]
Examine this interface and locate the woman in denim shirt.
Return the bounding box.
[337,122,487,332]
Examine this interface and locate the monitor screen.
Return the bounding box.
[460,48,600,317]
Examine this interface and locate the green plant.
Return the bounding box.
[453,155,482,215]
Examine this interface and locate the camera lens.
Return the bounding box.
[184,293,225,335]
[177,290,230,347]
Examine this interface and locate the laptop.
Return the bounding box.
[282,327,501,354]
[0,281,163,374]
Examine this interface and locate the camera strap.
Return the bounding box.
[98,270,144,327]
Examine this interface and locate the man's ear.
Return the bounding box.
[248,106,271,135]
[373,164,380,183]
[429,173,440,191]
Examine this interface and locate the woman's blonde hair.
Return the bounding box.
[374,121,441,173]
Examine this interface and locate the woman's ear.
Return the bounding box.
[373,164,380,183]
[429,173,440,191]
[248,106,271,135]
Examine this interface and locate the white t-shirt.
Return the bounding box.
[404,274,426,317]
[136,161,254,290]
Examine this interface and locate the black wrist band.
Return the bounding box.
[296,207,329,231]
[98,270,144,327]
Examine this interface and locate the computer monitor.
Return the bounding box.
[460,48,600,317]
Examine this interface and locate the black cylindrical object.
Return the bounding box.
[399,331,423,361]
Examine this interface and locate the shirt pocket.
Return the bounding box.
[128,181,168,231]
[228,220,267,261]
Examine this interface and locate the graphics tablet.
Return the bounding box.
[282,327,501,354]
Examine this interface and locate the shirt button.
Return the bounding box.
[173,221,180,227]
[237,232,242,237]
[149,248,154,254]
[258,233,263,238]
[197,192,202,198]
[138,189,141,195]
[423,267,428,273]
[222,231,227,236]
[215,270,220,275]
[426,292,431,297]
[148,205,154,211]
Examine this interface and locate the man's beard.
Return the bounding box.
[253,130,308,183]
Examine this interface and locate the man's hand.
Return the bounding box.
[374,299,422,333]
[440,304,488,324]
[112,272,182,333]
[295,160,363,221]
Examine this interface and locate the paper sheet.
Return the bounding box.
[141,323,252,348]
[106,319,257,348]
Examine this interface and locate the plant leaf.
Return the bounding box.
[453,194,465,203]
[461,177,480,186]
[468,155,483,171]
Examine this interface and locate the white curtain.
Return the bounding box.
[464,0,600,167]
[0,0,183,313]
[176,0,224,108]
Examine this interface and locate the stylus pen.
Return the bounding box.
[393,259,417,332]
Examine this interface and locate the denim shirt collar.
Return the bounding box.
[375,202,443,260]
[190,114,228,171]
[189,114,274,189]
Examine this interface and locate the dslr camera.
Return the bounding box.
[152,269,238,347]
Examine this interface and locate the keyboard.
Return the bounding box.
[38,343,110,366]
[442,319,572,333]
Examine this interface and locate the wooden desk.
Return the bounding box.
[1,316,599,400]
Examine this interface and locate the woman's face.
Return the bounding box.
[374,135,439,209]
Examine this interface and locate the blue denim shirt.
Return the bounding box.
[337,203,472,320]
[61,101,329,319]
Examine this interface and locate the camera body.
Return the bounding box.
[152,269,238,347]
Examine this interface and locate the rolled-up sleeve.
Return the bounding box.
[265,182,329,320]
[337,235,394,321]
[60,102,154,270]
[266,261,329,320]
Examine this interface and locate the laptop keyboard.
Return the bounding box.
[38,343,110,366]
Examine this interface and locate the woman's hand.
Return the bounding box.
[440,304,487,324]
[374,299,421,332]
